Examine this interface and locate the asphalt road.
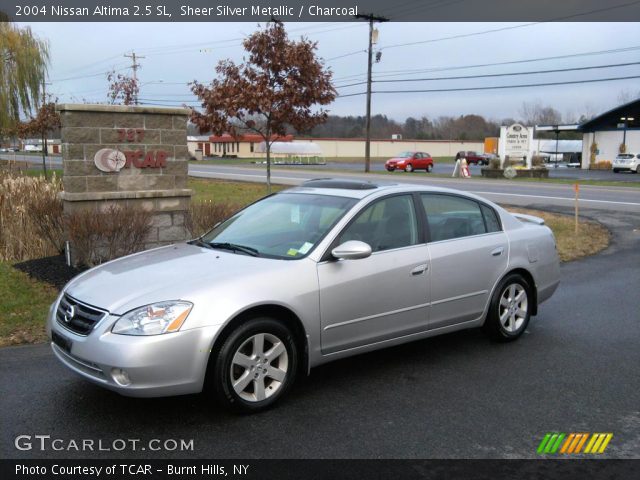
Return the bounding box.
[4,153,640,182]
[189,164,640,213]
[1,207,639,459]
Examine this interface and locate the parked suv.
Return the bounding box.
[613,153,640,173]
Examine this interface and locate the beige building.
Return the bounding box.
[188,134,483,159]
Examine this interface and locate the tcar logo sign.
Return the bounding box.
[93,128,170,172]
[94,148,126,172]
[93,148,168,172]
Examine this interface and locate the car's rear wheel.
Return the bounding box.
[483,274,532,342]
[405,164,414,172]
[636,166,640,174]
[613,168,620,173]
[426,164,433,173]
[210,317,298,413]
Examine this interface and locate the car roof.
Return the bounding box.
[282,178,487,200]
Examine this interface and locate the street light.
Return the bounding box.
[620,116,635,148]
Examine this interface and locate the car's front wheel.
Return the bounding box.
[210,317,298,413]
[636,166,640,174]
[613,168,620,173]
[483,274,532,342]
[405,163,414,172]
[386,167,395,172]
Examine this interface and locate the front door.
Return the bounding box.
[318,194,430,354]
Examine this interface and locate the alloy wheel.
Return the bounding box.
[498,283,528,333]
[230,333,289,402]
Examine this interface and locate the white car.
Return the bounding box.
[612,153,640,173]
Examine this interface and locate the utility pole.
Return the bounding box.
[124,51,145,105]
[355,13,388,173]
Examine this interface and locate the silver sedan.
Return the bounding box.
[47,179,560,412]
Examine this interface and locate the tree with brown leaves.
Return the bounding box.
[190,22,336,192]
[107,70,139,106]
[19,101,61,178]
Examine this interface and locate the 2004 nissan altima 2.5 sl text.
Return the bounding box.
[47,179,560,413]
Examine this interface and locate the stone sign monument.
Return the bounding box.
[57,104,192,263]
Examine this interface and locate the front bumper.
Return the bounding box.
[46,299,220,397]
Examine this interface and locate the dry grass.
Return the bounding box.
[0,172,64,262]
[506,207,610,262]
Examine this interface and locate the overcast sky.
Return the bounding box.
[21,21,640,123]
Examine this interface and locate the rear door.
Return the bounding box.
[420,194,508,330]
[318,194,430,354]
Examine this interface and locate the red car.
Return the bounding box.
[385,151,434,172]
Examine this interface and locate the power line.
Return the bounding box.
[331,44,640,83]
[370,61,640,84]
[372,75,640,94]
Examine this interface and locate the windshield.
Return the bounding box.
[617,154,634,159]
[200,193,357,259]
[397,151,413,158]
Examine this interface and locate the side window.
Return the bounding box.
[480,204,501,233]
[421,194,487,242]
[339,195,419,252]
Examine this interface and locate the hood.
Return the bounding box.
[65,243,283,314]
[387,157,407,163]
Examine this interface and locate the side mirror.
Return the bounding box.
[331,240,372,260]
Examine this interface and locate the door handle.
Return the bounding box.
[491,247,505,257]
[411,264,428,276]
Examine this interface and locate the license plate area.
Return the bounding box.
[52,331,72,354]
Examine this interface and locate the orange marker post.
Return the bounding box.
[574,183,579,235]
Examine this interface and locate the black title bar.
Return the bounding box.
[2,0,640,22]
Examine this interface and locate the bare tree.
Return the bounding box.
[107,70,139,105]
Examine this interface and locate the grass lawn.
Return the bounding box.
[189,178,285,204]
[0,262,57,347]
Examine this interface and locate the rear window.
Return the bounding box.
[617,154,634,159]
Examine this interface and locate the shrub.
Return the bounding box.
[65,205,152,267]
[0,172,63,262]
[531,155,546,168]
[488,158,501,169]
[186,200,238,237]
[591,160,612,170]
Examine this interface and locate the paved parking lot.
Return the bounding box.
[1,207,638,459]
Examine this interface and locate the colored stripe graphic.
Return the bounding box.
[538,433,613,454]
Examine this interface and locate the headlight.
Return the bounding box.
[112,301,193,336]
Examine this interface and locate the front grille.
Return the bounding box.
[56,294,107,335]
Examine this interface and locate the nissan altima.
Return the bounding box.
[47,179,560,412]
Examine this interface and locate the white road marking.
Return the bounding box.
[471,191,640,207]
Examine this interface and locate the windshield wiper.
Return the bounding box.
[190,238,214,250]
[210,242,260,257]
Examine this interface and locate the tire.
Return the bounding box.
[210,317,298,413]
[386,167,395,172]
[613,169,620,173]
[405,164,414,173]
[636,166,640,174]
[426,164,433,173]
[483,273,532,342]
